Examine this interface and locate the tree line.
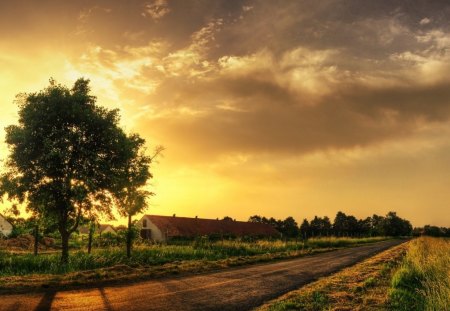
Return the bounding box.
[413,225,450,237]
[249,211,413,238]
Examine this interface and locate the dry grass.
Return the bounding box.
[388,237,450,311]
[256,242,408,311]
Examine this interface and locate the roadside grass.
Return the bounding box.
[0,237,391,291]
[0,236,388,277]
[388,237,450,311]
[256,242,408,311]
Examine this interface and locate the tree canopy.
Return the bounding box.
[0,78,152,263]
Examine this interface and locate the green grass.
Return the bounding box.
[0,236,389,276]
[388,237,450,311]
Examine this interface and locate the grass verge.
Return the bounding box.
[388,237,450,311]
[0,237,389,292]
[256,242,408,311]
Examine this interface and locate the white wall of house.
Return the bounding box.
[0,215,13,237]
[137,216,165,242]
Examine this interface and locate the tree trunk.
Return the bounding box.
[88,223,94,254]
[33,224,39,256]
[126,214,132,258]
[60,231,70,265]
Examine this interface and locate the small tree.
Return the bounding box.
[78,215,99,254]
[27,201,57,256]
[114,145,162,258]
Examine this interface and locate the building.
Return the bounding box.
[78,224,116,235]
[0,213,13,237]
[98,224,116,235]
[137,215,279,242]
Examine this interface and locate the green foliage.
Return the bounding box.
[0,78,150,263]
[0,236,388,276]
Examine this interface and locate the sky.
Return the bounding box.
[0,0,449,227]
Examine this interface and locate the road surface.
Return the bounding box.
[0,239,405,311]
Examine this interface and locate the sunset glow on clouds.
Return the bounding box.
[1,0,449,226]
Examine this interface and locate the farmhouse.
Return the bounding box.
[78,224,116,235]
[137,215,279,242]
[0,213,13,237]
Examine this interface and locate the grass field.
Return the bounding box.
[256,241,408,311]
[389,237,450,311]
[0,236,388,277]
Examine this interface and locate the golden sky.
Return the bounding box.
[1,0,450,227]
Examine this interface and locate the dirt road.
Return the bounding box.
[0,239,405,311]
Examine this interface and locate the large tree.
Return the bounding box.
[0,78,142,264]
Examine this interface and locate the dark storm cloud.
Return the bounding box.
[2,0,449,157]
[144,75,450,156]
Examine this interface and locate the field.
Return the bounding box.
[0,236,388,290]
[257,237,449,311]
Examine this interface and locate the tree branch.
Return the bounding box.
[68,206,83,234]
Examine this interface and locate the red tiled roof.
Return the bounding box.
[144,215,279,238]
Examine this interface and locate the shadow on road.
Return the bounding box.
[34,290,57,311]
[99,287,114,311]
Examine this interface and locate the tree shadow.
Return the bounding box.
[34,290,57,311]
[99,287,114,311]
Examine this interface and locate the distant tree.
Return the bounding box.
[418,225,450,237]
[0,78,144,264]
[222,216,233,221]
[280,216,299,239]
[371,214,385,236]
[345,215,359,236]
[333,211,347,236]
[321,216,332,236]
[310,216,322,237]
[248,215,263,223]
[357,217,373,237]
[299,219,310,239]
[382,212,412,236]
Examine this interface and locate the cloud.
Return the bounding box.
[162,19,223,77]
[420,17,431,25]
[142,0,171,20]
[134,29,450,158]
[8,0,448,162]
